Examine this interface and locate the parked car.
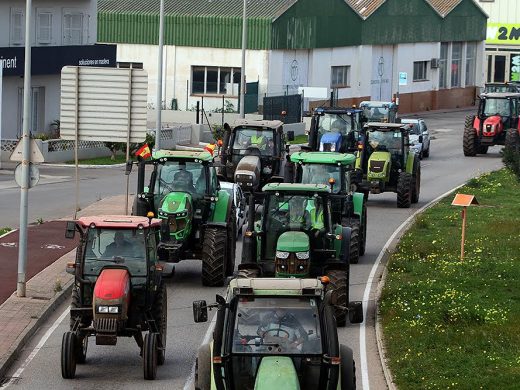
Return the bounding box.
[220,181,248,238]
[401,118,430,159]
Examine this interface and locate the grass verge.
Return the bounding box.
[65,155,130,165]
[380,168,520,389]
[288,134,308,145]
[0,227,12,236]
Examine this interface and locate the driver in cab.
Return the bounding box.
[249,129,267,151]
[257,308,306,350]
[103,231,134,258]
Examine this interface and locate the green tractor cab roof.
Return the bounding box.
[365,122,408,131]
[290,151,356,166]
[152,149,213,162]
[262,182,331,193]
[77,215,162,229]
[228,277,324,296]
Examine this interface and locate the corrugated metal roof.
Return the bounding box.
[344,0,386,19]
[425,0,463,18]
[98,0,297,19]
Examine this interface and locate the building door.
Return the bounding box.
[371,46,393,101]
[487,54,507,83]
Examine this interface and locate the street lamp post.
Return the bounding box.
[239,0,247,119]
[155,0,165,150]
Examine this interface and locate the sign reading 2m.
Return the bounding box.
[487,23,520,45]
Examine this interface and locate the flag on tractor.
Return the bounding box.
[204,143,216,156]
[135,144,152,159]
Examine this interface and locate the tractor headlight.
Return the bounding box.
[276,251,290,259]
[329,144,336,152]
[108,306,119,314]
[296,251,310,260]
[98,305,109,313]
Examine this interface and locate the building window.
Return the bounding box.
[439,43,449,89]
[18,87,46,136]
[117,62,143,69]
[63,12,83,45]
[191,66,241,96]
[465,42,477,86]
[413,61,428,81]
[10,8,24,45]
[331,66,350,88]
[451,42,463,88]
[37,11,52,44]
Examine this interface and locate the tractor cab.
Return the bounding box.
[220,119,294,191]
[192,277,363,390]
[62,215,167,380]
[356,123,421,208]
[359,100,399,123]
[134,150,236,287]
[308,107,364,153]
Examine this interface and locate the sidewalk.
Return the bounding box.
[0,194,128,380]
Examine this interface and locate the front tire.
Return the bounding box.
[340,345,356,390]
[143,332,158,380]
[201,228,227,286]
[411,157,421,204]
[153,283,167,365]
[505,128,520,151]
[463,126,477,156]
[396,172,412,208]
[348,223,360,265]
[195,344,211,390]
[326,269,348,327]
[61,332,77,379]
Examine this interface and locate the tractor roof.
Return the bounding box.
[77,215,162,228]
[359,100,397,108]
[233,119,283,129]
[313,107,363,115]
[152,149,213,162]
[290,151,356,166]
[228,277,324,296]
[480,92,520,99]
[365,122,407,131]
[262,183,330,193]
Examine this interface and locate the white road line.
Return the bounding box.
[2,307,69,388]
[359,184,464,390]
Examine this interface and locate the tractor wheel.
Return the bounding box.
[226,208,237,277]
[478,145,488,154]
[195,343,211,390]
[153,283,167,366]
[411,157,421,204]
[61,331,77,379]
[143,332,158,380]
[396,172,412,208]
[326,269,348,327]
[237,268,260,278]
[505,128,520,151]
[348,223,360,265]
[423,145,430,158]
[75,335,88,364]
[70,286,90,330]
[463,126,478,156]
[284,161,295,183]
[340,345,356,390]
[359,202,367,257]
[201,228,227,286]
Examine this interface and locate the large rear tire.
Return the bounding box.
[153,283,167,366]
[75,335,88,364]
[226,208,237,277]
[463,126,477,156]
[411,157,421,204]
[201,228,227,286]
[143,332,158,380]
[70,286,91,330]
[505,128,520,151]
[396,172,412,208]
[340,345,356,390]
[348,223,360,265]
[359,202,367,257]
[326,269,348,327]
[61,332,77,379]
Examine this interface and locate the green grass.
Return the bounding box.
[65,155,130,165]
[0,227,12,236]
[288,134,308,144]
[380,168,520,390]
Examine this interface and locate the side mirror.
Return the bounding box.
[125,161,133,175]
[193,300,208,323]
[65,221,76,239]
[287,130,295,142]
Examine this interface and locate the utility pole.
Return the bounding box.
[239,0,247,118]
[155,0,164,150]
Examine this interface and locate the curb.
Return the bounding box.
[42,162,127,169]
[0,277,73,379]
[0,229,16,239]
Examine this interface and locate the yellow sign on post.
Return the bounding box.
[451,194,479,261]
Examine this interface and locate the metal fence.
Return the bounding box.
[0,139,19,154]
[263,94,302,124]
[159,124,191,145]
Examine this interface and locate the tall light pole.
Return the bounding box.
[18,0,32,297]
[155,0,165,150]
[239,0,247,118]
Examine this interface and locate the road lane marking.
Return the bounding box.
[1,307,69,388]
[360,184,464,390]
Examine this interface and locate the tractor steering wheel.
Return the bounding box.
[261,328,291,339]
[159,178,175,193]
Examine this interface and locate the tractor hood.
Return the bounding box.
[319,132,342,152]
[482,115,503,137]
[159,192,193,240]
[235,155,261,190]
[92,268,131,322]
[276,231,310,252]
[367,151,391,181]
[254,357,300,390]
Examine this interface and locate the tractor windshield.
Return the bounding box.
[84,228,147,276]
[367,130,402,152]
[300,165,341,193]
[262,194,325,260]
[318,113,353,136]
[154,161,206,201]
[482,98,511,117]
[232,128,275,156]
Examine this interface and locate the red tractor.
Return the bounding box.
[463,92,520,156]
[61,215,167,380]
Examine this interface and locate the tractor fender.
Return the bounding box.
[405,152,416,174]
[211,189,232,223]
[472,116,481,136]
[352,192,364,220]
[334,226,352,264]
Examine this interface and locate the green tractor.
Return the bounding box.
[192,277,363,390]
[133,150,236,286]
[356,123,420,208]
[240,183,356,326]
[289,151,367,264]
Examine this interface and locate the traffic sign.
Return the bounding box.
[14,162,40,188]
[399,72,408,86]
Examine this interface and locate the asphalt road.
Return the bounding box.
[1,108,504,389]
